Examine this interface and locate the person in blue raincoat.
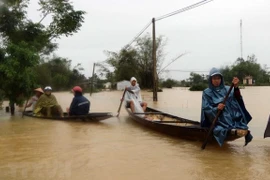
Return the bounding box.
[201,67,253,146]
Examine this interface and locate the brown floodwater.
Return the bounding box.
[0,87,270,180]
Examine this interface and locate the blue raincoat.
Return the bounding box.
[200,68,253,146]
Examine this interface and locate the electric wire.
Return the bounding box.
[124,0,214,48]
[125,20,152,49]
[156,0,213,21]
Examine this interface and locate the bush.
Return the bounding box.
[0,90,5,109]
[189,83,208,91]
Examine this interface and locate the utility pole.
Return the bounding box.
[90,62,96,96]
[240,19,243,59]
[152,18,158,101]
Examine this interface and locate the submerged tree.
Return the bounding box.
[103,33,166,89]
[35,56,87,91]
[0,0,85,115]
[220,55,270,85]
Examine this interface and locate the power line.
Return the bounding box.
[124,0,214,49]
[158,52,188,74]
[165,69,209,72]
[125,21,152,49]
[155,0,213,21]
[156,0,214,21]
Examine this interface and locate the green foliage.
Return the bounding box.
[189,83,208,91]
[189,72,206,85]
[105,49,139,82]
[38,0,85,38]
[161,78,178,88]
[35,56,87,91]
[0,42,39,102]
[179,80,191,87]
[0,0,85,109]
[89,74,107,93]
[104,33,166,89]
[0,89,5,108]
[220,55,270,85]
[187,72,208,91]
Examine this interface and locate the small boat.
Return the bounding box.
[126,107,249,142]
[23,110,113,122]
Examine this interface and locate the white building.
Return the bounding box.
[104,82,111,89]
[117,80,130,90]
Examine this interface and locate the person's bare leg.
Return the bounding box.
[141,102,147,112]
[130,101,135,113]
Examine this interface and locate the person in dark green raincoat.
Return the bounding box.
[33,86,63,117]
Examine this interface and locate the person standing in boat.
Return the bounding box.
[33,86,64,117]
[25,88,44,110]
[200,67,253,146]
[66,86,90,116]
[124,77,147,113]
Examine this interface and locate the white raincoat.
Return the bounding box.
[124,85,144,114]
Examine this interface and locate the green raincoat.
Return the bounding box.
[33,94,63,117]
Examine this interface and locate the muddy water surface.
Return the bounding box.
[0,87,270,180]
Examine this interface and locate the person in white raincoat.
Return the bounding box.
[124,77,147,113]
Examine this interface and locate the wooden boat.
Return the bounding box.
[23,110,113,122]
[126,107,249,142]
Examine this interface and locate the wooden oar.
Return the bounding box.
[21,99,29,118]
[201,83,234,150]
[116,89,127,117]
[264,115,270,138]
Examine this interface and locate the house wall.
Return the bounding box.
[243,77,253,85]
[104,82,111,89]
[117,81,130,90]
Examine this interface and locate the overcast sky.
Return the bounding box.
[28,0,270,80]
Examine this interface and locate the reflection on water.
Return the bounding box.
[1,87,270,180]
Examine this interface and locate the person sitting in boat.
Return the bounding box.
[124,77,147,113]
[200,67,253,146]
[33,86,63,117]
[66,86,90,116]
[25,88,44,110]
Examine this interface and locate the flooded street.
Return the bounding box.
[1,87,270,180]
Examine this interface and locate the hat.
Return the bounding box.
[72,86,82,93]
[44,86,52,91]
[34,88,44,94]
[130,77,137,82]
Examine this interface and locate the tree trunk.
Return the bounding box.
[9,101,15,116]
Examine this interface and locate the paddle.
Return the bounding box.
[263,115,270,138]
[21,99,29,118]
[201,83,234,150]
[116,89,127,117]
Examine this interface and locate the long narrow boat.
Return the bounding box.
[126,107,249,142]
[23,111,113,122]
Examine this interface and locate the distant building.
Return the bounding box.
[243,76,253,85]
[117,80,130,90]
[104,82,111,89]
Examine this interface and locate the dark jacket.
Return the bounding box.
[69,94,90,116]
